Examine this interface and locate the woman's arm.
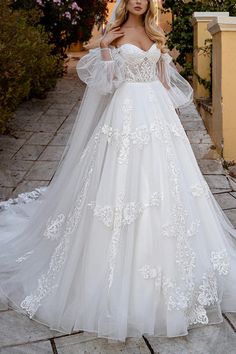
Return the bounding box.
[76,47,125,95]
[76,27,125,95]
[156,52,193,109]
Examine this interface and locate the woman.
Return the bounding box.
[0,0,236,342]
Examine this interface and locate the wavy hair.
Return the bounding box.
[84,0,168,52]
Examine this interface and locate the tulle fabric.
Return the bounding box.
[156,52,193,109]
[77,47,125,95]
[0,43,236,343]
[77,45,193,109]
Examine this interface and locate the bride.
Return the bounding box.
[1,0,236,342]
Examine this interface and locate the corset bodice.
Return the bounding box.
[114,43,161,83]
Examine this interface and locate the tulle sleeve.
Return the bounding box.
[156,52,193,109]
[76,47,125,95]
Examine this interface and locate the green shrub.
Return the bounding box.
[0,0,63,133]
[162,0,236,80]
[12,0,109,56]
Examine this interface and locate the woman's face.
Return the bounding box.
[126,0,149,16]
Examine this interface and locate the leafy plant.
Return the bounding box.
[0,0,63,133]
[162,0,236,80]
[12,0,109,55]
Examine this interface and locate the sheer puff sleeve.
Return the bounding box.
[157,52,193,109]
[76,47,125,96]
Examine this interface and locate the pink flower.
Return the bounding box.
[53,0,61,4]
[64,11,72,20]
[71,2,82,11]
[36,0,43,6]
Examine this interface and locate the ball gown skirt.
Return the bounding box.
[0,43,236,342]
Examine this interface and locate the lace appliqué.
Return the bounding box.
[16,250,34,264]
[139,264,158,279]
[190,182,210,198]
[117,98,134,164]
[88,192,163,229]
[0,187,46,211]
[43,214,65,240]
[88,192,164,289]
[124,56,158,82]
[210,249,230,275]
[20,128,101,318]
[89,191,163,290]
[139,89,229,326]
[138,250,229,325]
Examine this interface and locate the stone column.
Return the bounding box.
[208,17,236,161]
[192,12,229,100]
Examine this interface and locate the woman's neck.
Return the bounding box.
[123,13,144,28]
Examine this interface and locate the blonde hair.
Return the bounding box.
[84,0,168,52]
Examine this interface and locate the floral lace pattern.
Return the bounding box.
[116,45,159,83]
[116,98,134,164]
[210,249,230,275]
[133,85,231,326]
[20,128,102,318]
[190,182,210,198]
[139,264,159,279]
[88,191,163,230]
[0,187,46,211]
[89,191,163,290]
[138,247,230,325]
[43,214,65,240]
[16,250,34,264]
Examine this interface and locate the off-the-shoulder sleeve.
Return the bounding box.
[76,47,125,95]
[156,52,193,109]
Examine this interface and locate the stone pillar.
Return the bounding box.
[192,12,229,100]
[208,17,236,161]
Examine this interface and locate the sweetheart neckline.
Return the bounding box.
[113,43,158,53]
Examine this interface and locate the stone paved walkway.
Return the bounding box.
[0,54,236,353]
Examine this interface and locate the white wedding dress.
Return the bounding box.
[1,42,236,342]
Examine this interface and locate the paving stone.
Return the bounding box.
[0,136,25,153]
[5,159,34,172]
[212,189,232,194]
[50,133,70,146]
[25,161,59,181]
[191,144,219,160]
[145,319,236,354]
[7,131,33,140]
[198,159,224,175]
[186,130,212,144]
[35,122,64,133]
[0,169,26,188]
[213,193,236,210]
[228,176,236,192]
[55,332,150,354]
[15,109,44,119]
[39,146,65,161]
[26,132,55,145]
[0,187,14,201]
[230,192,236,198]
[45,108,72,117]
[224,313,236,330]
[0,310,60,347]
[12,180,49,197]
[57,122,74,134]
[0,151,16,162]
[51,103,75,111]
[0,340,53,354]
[14,145,46,161]
[39,114,66,126]
[204,175,231,190]
[181,120,206,131]
[224,209,236,227]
